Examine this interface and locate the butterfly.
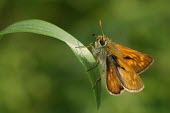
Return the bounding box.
[89,20,153,95]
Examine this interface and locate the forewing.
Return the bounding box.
[115,43,153,74]
[106,56,124,95]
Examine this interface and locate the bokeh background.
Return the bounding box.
[0,0,169,113]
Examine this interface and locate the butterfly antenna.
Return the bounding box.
[99,20,105,37]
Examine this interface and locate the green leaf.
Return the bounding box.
[0,19,101,109]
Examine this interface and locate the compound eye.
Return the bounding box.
[100,39,105,46]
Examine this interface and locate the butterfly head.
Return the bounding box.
[95,35,108,48]
[94,20,110,48]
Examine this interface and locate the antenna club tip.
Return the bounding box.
[99,19,102,26]
[98,19,104,36]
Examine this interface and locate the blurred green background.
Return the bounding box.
[0,0,169,113]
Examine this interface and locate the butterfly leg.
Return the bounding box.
[75,42,100,71]
[87,55,101,71]
[93,70,105,89]
[75,42,93,48]
[87,61,99,71]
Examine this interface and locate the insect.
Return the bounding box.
[87,20,153,95]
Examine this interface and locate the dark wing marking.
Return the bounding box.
[106,56,124,95]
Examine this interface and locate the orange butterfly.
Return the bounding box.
[90,20,153,95]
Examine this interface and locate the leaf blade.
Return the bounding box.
[0,19,101,109]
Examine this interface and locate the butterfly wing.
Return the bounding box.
[106,56,124,94]
[115,56,144,92]
[106,43,144,92]
[114,43,153,74]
